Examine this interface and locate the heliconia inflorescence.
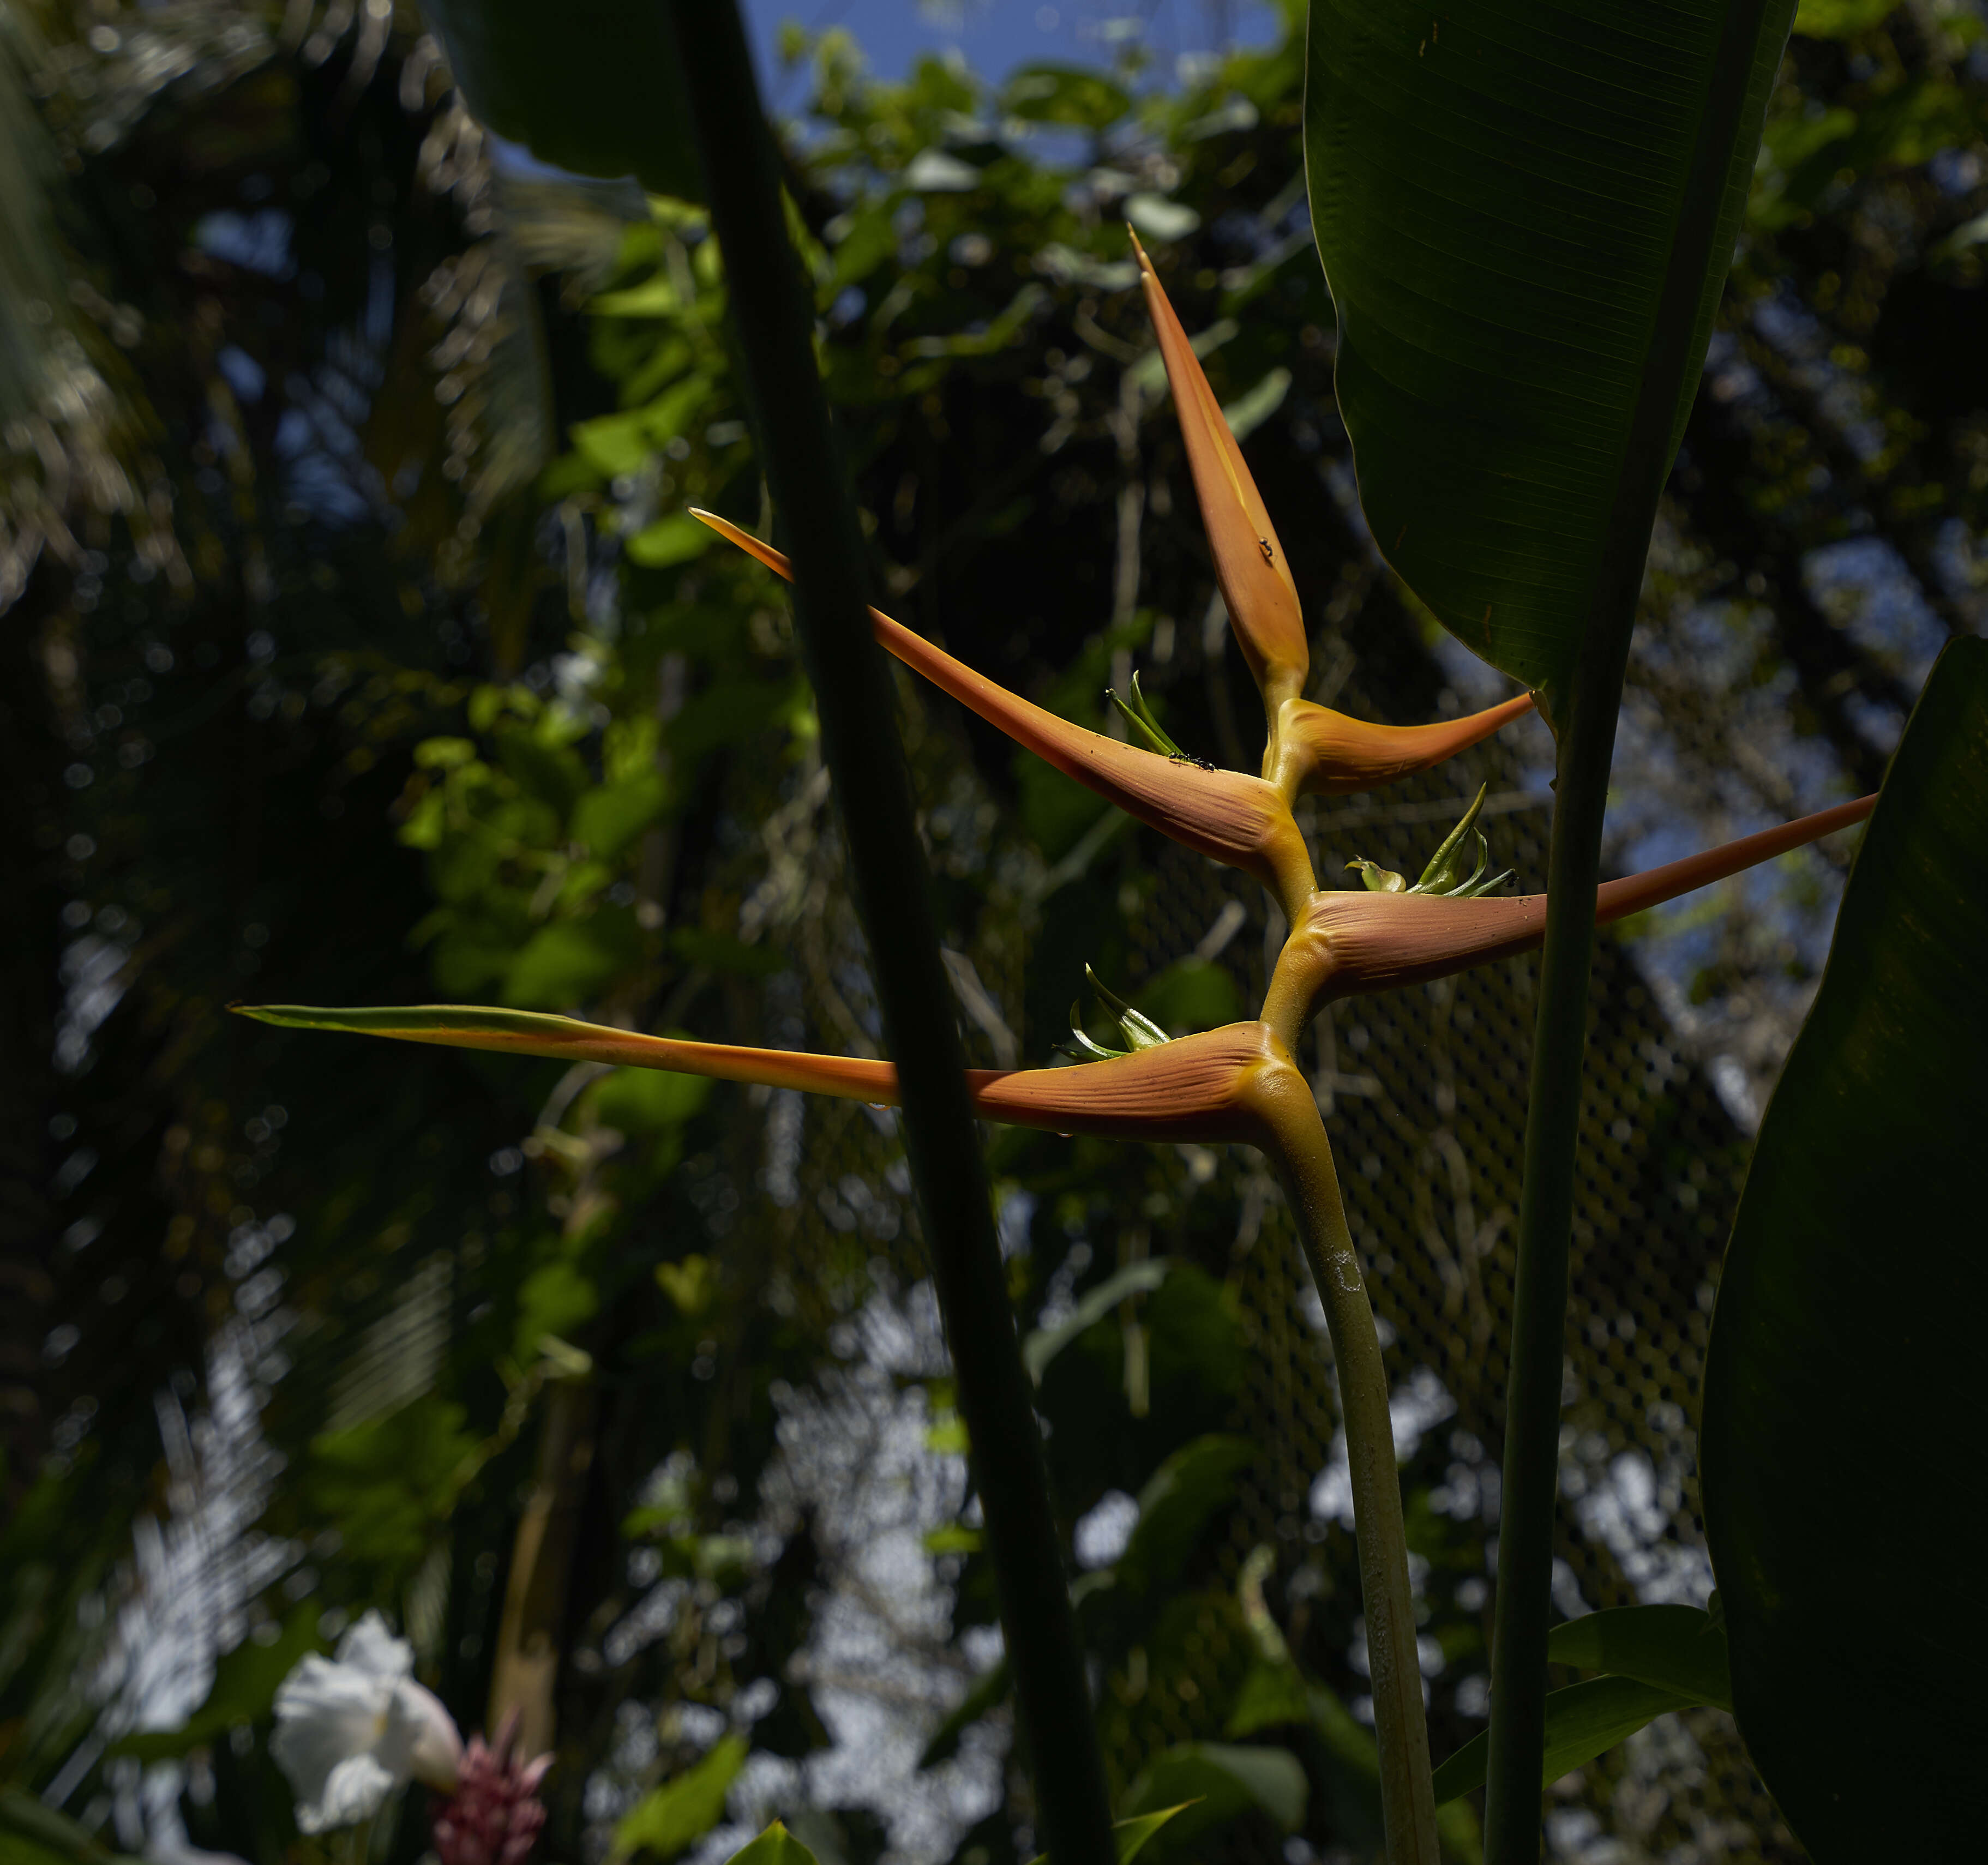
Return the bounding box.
[239,234,1882,1865]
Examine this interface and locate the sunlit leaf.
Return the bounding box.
[1791,0,1894,36]
[612,1735,748,1860]
[1001,63,1132,131]
[719,1821,819,1865]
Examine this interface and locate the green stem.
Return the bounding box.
[1480,7,1789,1852]
[1265,1093,1439,1865]
[1478,673,1619,1862]
[662,9,1115,1860]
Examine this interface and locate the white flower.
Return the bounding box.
[270,1612,463,1832]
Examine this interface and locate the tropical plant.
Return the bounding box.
[223,5,1985,1863]
[8,2,1983,1863]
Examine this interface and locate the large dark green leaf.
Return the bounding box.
[420,1,701,200]
[1702,637,1988,1860]
[1304,0,1795,711]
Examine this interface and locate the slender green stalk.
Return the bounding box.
[661,8,1115,1859]
[1478,674,1620,1862]
[1480,6,1788,1852]
[1264,1093,1438,1865]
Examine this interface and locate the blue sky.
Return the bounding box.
[742,1,1286,100]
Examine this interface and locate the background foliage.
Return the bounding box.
[2,2,1982,1862]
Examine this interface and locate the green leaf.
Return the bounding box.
[1546,1604,1731,1712]
[502,908,642,1009]
[109,1605,321,1761]
[1020,1804,1197,1865]
[1264,1672,1484,1864]
[572,770,671,858]
[1021,1260,1170,1384]
[305,1394,478,1574]
[0,1788,144,1865]
[920,1523,982,1555]
[1224,1657,1314,1738]
[612,1735,747,1860]
[1133,956,1243,1036]
[1122,1742,1307,1847]
[515,1259,601,1363]
[1431,1676,1699,1806]
[1109,1803,1197,1863]
[419,1,702,200]
[1791,0,1894,36]
[1115,1434,1259,1599]
[587,1063,712,1135]
[1000,63,1132,131]
[720,1827,819,1865]
[1304,0,1797,714]
[1702,637,1988,1861]
[669,928,786,978]
[627,511,717,570]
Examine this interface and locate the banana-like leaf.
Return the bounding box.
[1702,637,1988,1861]
[422,0,702,201]
[1304,0,1796,714]
[1545,1604,1731,1712]
[1431,1676,1699,1806]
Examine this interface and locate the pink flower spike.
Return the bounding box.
[430,1712,551,1865]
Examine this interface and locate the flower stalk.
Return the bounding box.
[1243,1066,1441,1865]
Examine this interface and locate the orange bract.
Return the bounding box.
[1131,229,1308,709]
[1274,693,1536,799]
[1260,795,1876,1043]
[233,1004,1300,1148]
[692,509,1318,917]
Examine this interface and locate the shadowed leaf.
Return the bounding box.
[1702,636,1988,1860]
